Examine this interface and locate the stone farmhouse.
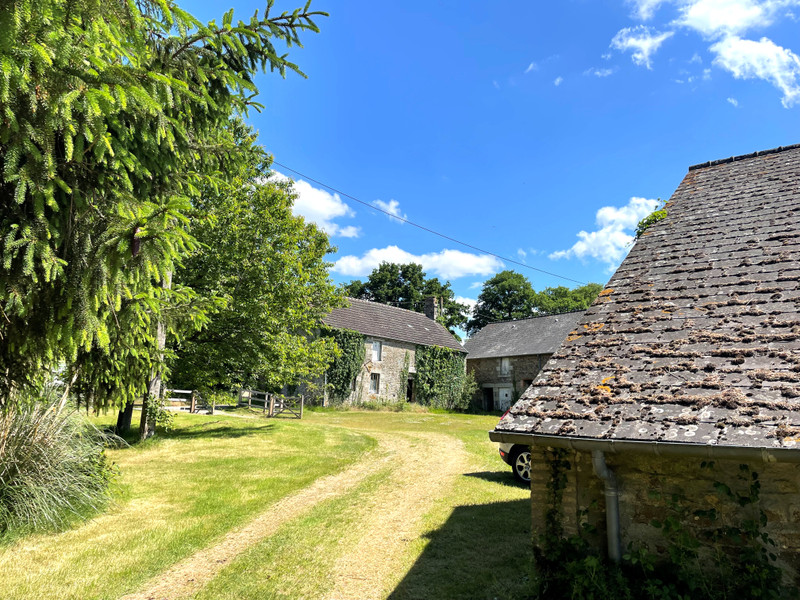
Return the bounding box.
[322,297,464,404]
[464,311,584,412]
[491,144,800,581]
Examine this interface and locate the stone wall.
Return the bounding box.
[348,337,416,404]
[530,447,800,583]
[467,354,551,410]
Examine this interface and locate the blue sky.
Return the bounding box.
[184,0,800,317]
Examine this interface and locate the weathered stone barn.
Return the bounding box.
[491,144,800,581]
[464,312,584,411]
[322,297,464,403]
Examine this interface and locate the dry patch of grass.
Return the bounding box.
[0,413,374,600]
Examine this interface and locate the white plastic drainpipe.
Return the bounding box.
[591,450,622,563]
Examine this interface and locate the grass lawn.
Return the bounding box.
[0,407,534,600]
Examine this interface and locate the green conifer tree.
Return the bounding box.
[0,0,326,413]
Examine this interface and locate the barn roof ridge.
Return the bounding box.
[688,143,800,171]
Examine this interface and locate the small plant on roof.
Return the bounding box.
[635,199,668,239]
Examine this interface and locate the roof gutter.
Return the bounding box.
[488,430,800,463]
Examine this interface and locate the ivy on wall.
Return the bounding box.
[534,451,791,600]
[397,351,411,400]
[321,327,365,402]
[414,345,472,410]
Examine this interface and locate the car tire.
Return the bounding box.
[511,446,532,483]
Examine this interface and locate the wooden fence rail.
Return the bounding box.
[237,390,303,419]
[164,388,198,413]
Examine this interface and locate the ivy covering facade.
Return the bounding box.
[321,327,366,403]
[414,345,471,410]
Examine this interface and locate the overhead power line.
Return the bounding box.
[270,160,588,286]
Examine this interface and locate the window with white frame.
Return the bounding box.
[369,372,380,394]
[500,357,511,375]
[372,340,382,362]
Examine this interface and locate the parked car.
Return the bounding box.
[498,441,531,483]
[495,409,531,483]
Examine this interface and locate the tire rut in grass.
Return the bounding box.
[120,431,459,600]
[323,432,469,600]
[118,440,390,600]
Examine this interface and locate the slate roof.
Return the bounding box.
[323,298,465,352]
[463,311,585,359]
[496,144,800,449]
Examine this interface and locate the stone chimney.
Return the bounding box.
[423,296,441,321]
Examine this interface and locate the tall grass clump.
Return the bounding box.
[0,390,117,537]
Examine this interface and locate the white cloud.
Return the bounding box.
[270,171,360,238]
[372,199,407,223]
[690,52,704,63]
[517,248,528,260]
[676,0,797,38]
[554,76,564,86]
[728,96,740,105]
[703,67,712,79]
[525,62,538,74]
[333,246,504,280]
[611,26,675,69]
[549,197,661,271]
[585,67,616,77]
[338,226,361,237]
[455,296,477,316]
[712,35,800,106]
[628,0,668,19]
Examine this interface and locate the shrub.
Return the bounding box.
[0,390,117,537]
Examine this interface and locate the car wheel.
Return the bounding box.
[511,446,531,483]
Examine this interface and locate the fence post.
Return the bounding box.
[268,394,275,417]
[190,390,196,413]
[300,395,304,419]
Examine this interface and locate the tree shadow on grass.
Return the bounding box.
[163,422,277,441]
[108,422,277,445]
[463,471,531,490]
[388,499,535,600]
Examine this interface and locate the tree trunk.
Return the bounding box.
[138,271,171,442]
[138,387,155,442]
[116,401,134,434]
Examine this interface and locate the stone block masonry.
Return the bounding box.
[350,338,416,403]
[468,354,551,410]
[531,448,800,583]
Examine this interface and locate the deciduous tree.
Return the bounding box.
[169,128,341,395]
[467,271,537,336]
[344,262,468,338]
[533,283,603,315]
[467,271,601,335]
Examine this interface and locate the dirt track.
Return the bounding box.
[120,430,469,600]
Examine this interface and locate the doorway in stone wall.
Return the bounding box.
[482,388,493,411]
[406,378,414,402]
